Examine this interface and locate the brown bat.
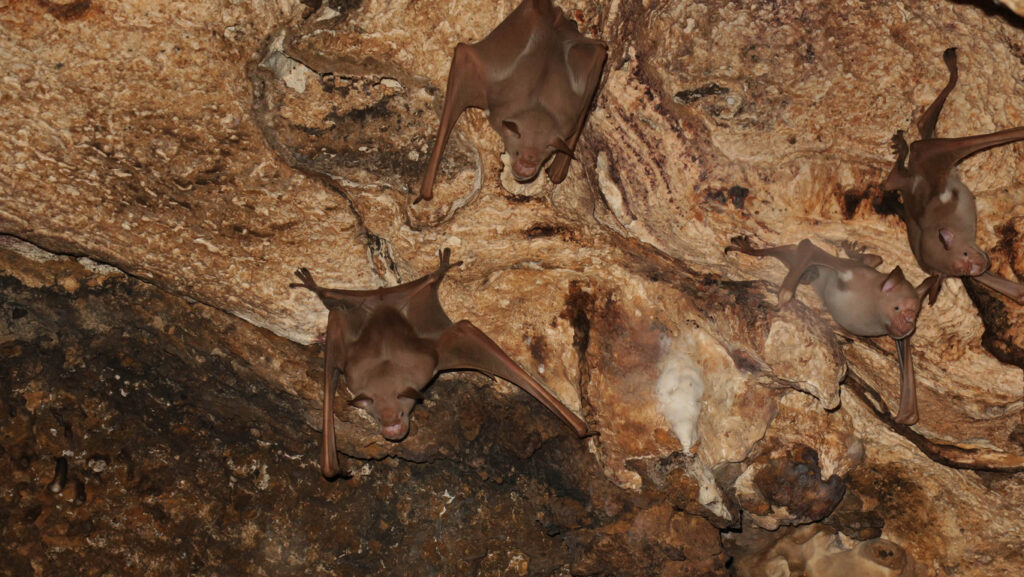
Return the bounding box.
[290,248,589,478]
[417,0,607,202]
[728,237,929,424]
[885,47,1024,305]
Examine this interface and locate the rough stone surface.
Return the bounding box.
[2,0,1024,575]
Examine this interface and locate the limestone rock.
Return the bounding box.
[2,0,1023,575]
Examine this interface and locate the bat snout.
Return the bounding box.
[381,421,409,441]
[512,159,541,181]
[954,251,989,277]
[890,314,916,339]
[968,258,988,277]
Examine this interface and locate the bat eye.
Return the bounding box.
[501,120,521,138]
[349,394,373,408]
[398,387,425,402]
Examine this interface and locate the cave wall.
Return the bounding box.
[2,0,1023,575]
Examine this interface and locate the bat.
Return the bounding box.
[884,47,1024,304]
[290,248,589,478]
[727,237,929,424]
[417,0,607,202]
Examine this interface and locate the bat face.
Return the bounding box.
[348,357,433,441]
[500,112,571,182]
[879,268,921,339]
[932,227,988,277]
[349,390,420,441]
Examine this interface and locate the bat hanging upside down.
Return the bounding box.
[885,47,1024,305]
[728,237,930,425]
[291,248,589,478]
[417,0,607,202]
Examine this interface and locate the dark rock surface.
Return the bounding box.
[0,242,726,576]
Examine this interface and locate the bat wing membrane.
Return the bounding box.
[434,319,588,437]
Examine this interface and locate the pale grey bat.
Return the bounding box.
[728,237,929,424]
[417,0,607,202]
[885,47,1024,304]
[290,248,589,478]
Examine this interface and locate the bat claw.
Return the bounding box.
[437,248,463,274]
[725,235,755,255]
[890,130,908,156]
[290,268,319,292]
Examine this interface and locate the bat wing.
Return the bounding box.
[390,249,460,336]
[776,239,859,306]
[969,271,1024,304]
[911,128,1024,202]
[892,336,919,425]
[418,42,489,202]
[916,47,959,141]
[321,308,352,478]
[434,319,589,437]
[547,38,607,183]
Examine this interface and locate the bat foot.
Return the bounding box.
[890,130,908,156]
[437,248,463,273]
[725,235,756,255]
[290,267,317,290]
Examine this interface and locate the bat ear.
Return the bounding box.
[348,394,373,409]
[397,387,425,402]
[883,267,906,293]
[551,137,574,158]
[502,120,521,137]
[938,228,954,249]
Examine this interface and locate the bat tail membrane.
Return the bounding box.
[435,320,589,437]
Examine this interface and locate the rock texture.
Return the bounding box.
[2,0,1023,575]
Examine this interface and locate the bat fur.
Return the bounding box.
[291,248,588,478]
[418,0,607,202]
[885,47,1024,305]
[728,237,929,425]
